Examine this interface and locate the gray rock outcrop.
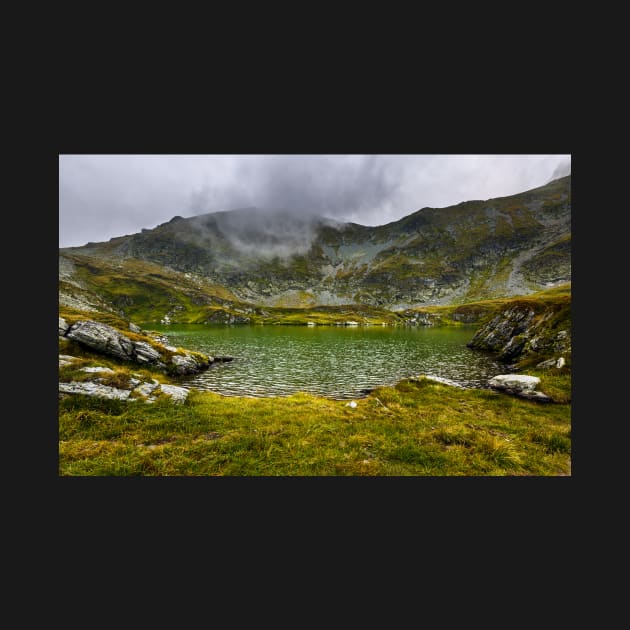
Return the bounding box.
[59,317,69,336]
[64,319,210,374]
[468,307,536,360]
[59,375,190,404]
[158,384,189,403]
[133,341,162,364]
[170,353,210,375]
[66,320,136,361]
[59,381,131,400]
[467,299,571,364]
[488,374,552,402]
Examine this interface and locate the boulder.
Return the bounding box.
[488,374,552,403]
[489,374,540,391]
[59,317,69,336]
[66,320,135,361]
[132,340,162,363]
[158,384,189,403]
[170,352,210,375]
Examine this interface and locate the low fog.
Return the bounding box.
[60,154,571,249]
[203,208,340,259]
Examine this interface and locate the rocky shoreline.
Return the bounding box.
[59,317,215,403]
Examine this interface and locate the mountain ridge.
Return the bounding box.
[60,175,571,311]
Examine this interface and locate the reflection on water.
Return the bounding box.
[149,324,505,399]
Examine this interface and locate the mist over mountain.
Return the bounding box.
[549,160,571,181]
[60,176,571,311]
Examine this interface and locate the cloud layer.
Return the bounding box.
[60,154,570,247]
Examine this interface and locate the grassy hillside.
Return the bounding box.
[59,374,570,476]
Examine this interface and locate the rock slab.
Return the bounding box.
[488,374,552,403]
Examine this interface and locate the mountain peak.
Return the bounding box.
[61,176,570,308]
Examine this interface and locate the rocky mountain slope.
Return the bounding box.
[467,289,571,368]
[60,176,570,312]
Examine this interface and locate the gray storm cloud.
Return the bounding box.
[60,154,571,249]
[184,155,400,258]
[189,155,399,218]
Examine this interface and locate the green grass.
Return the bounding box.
[59,273,572,476]
[59,375,571,476]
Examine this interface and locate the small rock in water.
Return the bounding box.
[346,400,358,408]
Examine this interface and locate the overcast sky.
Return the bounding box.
[59,154,571,248]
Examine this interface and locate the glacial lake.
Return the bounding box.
[145,324,506,400]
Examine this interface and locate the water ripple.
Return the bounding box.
[157,325,505,399]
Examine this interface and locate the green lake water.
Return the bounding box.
[147,324,505,400]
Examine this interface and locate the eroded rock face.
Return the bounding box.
[468,307,535,359]
[63,319,210,374]
[133,341,162,364]
[66,320,135,361]
[467,300,571,364]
